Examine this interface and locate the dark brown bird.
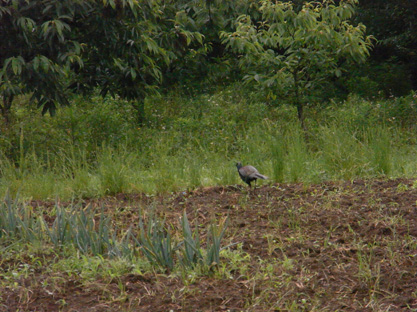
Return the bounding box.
[236,162,268,188]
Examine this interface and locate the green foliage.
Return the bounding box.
[0,0,87,116]
[136,210,228,272]
[0,192,123,257]
[205,216,228,266]
[367,126,392,175]
[1,86,417,200]
[270,137,285,183]
[341,60,413,99]
[345,76,381,99]
[221,0,373,126]
[0,0,203,122]
[286,125,308,182]
[49,204,117,256]
[137,216,175,272]
[0,192,229,273]
[356,0,417,92]
[163,0,260,85]
[379,93,417,127]
[319,125,366,180]
[0,0,415,128]
[96,147,131,196]
[180,211,203,267]
[0,190,41,242]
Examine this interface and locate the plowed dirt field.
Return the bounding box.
[2,178,417,311]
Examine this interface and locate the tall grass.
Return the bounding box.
[319,125,366,180]
[366,126,393,175]
[0,86,416,199]
[270,137,285,183]
[285,124,309,182]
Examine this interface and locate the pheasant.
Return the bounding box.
[236,162,268,188]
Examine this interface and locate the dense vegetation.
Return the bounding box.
[1,1,417,310]
[1,0,416,123]
[1,87,417,200]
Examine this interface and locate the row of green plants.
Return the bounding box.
[0,191,228,273]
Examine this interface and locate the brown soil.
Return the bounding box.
[2,178,417,311]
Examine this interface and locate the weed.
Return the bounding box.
[366,126,393,175]
[180,211,203,267]
[205,216,228,267]
[136,215,175,272]
[271,136,285,182]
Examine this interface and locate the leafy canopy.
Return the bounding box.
[0,0,203,120]
[221,0,373,125]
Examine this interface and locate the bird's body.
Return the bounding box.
[236,162,268,188]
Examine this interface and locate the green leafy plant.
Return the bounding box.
[0,191,229,273]
[136,216,176,272]
[205,216,228,267]
[180,211,203,267]
[0,0,203,123]
[221,0,373,129]
[0,190,41,242]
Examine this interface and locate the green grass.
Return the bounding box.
[1,86,416,200]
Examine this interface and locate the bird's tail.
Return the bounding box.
[255,173,268,180]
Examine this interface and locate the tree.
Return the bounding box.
[160,0,262,84]
[0,0,203,124]
[0,0,87,122]
[220,0,373,129]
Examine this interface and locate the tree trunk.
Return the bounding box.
[296,101,305,131]
[0,94,14,124]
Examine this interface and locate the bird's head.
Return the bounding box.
[236,162,242,169]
